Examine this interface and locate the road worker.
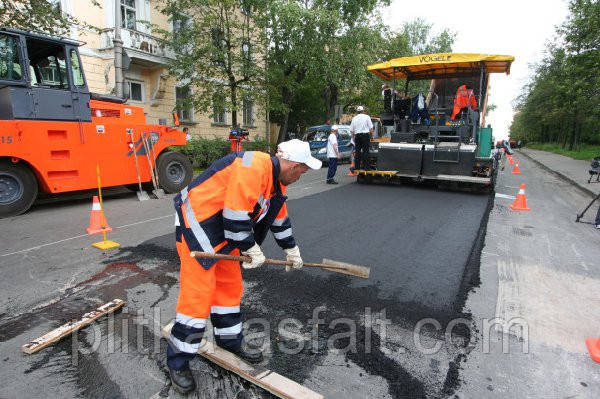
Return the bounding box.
[167,139,322,394]
[451,84,478,120]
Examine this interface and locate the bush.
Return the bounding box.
[178,136,270,169]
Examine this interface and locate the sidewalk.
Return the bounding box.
[519,148,600,197]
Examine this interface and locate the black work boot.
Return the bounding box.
[169,367,196,394]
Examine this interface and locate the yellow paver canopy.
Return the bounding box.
[367,53,515,81]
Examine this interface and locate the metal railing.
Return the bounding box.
[100,28,172,59]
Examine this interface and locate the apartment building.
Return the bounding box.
[53,0,267,139]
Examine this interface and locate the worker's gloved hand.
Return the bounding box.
[241,243,266,269]
[284,246,303,272]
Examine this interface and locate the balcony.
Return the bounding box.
[99,28,173,67]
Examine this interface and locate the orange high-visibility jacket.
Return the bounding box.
[451,85,478,120]
[174,151,295,269]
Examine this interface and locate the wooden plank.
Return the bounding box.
[22,299,125,354]
[162,322,323,399]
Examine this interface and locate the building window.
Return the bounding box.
[211,28,225,50]
[176,86,193,122]
[125,80,143,101]
[243,96,253,127]
[213,93,226,124]
[121,0,137,30]
[49,0,62,13]
[240,0,252,15]
[173,13,189,34]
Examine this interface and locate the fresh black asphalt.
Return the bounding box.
[1,181,491,398]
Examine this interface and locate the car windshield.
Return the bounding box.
[304,130,329,142]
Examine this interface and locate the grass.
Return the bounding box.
[524,143,600,160]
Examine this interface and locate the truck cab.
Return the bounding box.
[0,28,192,217]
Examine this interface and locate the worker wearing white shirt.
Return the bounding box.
[349,106,373,171]
[326,125,341,184]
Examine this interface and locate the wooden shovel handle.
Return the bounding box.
[190,251,345,270]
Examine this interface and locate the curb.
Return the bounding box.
[517,149,597,198]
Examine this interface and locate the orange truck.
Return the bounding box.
[0,28,193,217]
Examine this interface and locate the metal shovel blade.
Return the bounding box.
[136,190,150,201]
[321,258,370,279]
[152,189,166,199]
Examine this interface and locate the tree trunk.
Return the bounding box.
[230,84,237,127]
[323,83,338,122]
[567,116,577,151]
[277,110,290,144]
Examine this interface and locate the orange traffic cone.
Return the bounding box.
[347,153,357,176]
[347,161,357,177]
[510,183,531,211]
[586,338,600,363]
[86,195,113,234]
[512,162,521,174]
[507,154,514,166]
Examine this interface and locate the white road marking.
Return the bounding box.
[1,233,90,257]
[1,214,173,257]
[2,174,347,258]
[114,214,172,229]
[495,193,516,200]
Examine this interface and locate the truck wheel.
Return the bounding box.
[157,152,193,193]
[0,160,38,217]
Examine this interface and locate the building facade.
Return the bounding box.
[54,0,267,140]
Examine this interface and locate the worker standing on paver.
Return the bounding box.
[167,140,322,393]
[350,105,373,171]
[326,125,341,184]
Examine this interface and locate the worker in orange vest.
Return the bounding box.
[167,139,322,394]
[451,84,478,120]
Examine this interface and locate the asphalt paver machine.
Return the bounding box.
[357,53,514,190]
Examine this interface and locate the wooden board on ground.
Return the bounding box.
[162,322,323,399]
[22,299,125,354]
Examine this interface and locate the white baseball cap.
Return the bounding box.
[357,105,364,112]
[331,125,339,130]
[277,139,322,170]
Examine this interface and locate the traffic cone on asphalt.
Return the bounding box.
[510,183,531,211]
[347,161,357,177]
[586,338,600,363]
[512,162,521,175]
[507,154,514,166]
[86,195,113,235]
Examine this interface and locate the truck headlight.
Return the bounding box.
[318,148,326,154]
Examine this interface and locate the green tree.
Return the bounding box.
[261,0,389,143]
[157,0,266,127]
[510,0,599,149]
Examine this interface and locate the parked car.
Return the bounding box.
[303,125,353,165]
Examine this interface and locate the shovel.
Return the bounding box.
[141,134,165,199]
[147,135,164,193]
[128,130,150,201]
[190,251,370,279]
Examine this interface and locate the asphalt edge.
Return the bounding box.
[517,149,596,198]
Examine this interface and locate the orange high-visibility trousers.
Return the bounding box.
[175,237,243,319]
[167,236,244,370]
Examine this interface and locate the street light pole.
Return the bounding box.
[113,0,124,98]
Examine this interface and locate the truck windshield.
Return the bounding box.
[304,130,328,141]
[0,34,23,81]
[26,38,69,89]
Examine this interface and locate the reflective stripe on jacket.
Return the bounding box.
[174,151,295,269]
